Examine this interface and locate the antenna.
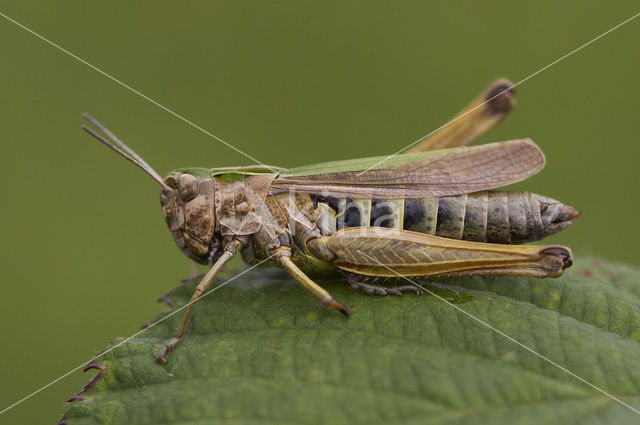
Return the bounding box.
[82,113,163,181]
[81,119,171,192]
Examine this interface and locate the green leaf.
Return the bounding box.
[61,257,640,425]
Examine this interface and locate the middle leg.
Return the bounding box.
[157,239,243,364]
[273,246,351,316]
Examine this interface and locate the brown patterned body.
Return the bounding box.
[159,172,577,279]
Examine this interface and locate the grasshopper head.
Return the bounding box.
[161,172,217,264]
[81,116,219,264]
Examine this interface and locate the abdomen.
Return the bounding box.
[312,191,578,244]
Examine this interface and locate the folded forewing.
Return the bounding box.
[271,139,544,198]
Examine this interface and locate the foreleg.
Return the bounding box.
[157,239,243,364]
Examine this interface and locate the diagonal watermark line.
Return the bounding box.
[0,254,276,416]
[0,11,280,174]
[355,249,640,415]
[357,11,640,176]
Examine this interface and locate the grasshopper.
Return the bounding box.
[82,79,579,363]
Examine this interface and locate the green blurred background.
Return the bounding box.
[1,1,639,424]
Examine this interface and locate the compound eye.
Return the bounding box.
[164,174,178,189]
[178,174,200,202]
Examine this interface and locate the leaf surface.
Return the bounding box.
[61,257,640,424]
